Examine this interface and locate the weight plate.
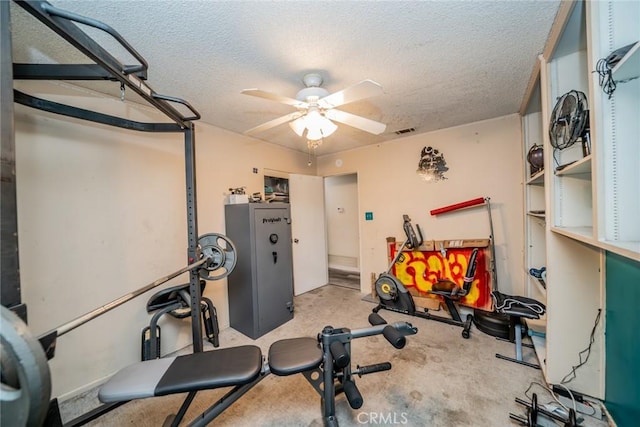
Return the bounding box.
[197,233,238,280]
[375,274,400,301]
[1,306,51,427]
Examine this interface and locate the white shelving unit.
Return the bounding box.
[590,1,640,262]
[521,57,547,304]
[521,56,549,376]
[544,0,604,399]
[517,0,640,398]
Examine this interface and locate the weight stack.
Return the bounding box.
[472,309,511,339]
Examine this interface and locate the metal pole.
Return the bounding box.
[484,197,499,291]
[41,258,207,338]
[1,0,23,314]
[184,124,203,352]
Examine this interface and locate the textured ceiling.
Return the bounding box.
[10,0,560,156]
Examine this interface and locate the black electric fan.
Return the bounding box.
[548,90,590,157]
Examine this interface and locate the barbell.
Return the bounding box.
[0,232,236,426]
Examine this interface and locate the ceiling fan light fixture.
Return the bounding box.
[319,117,338,136]
[303,108,337,140]
[242,74,386,145]
[306,126,324,141]
[307,138,323,150]
[289,118,306,137]
[303,108,323,128]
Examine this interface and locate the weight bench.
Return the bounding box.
[491,291,546,369]
[99,314,418,427]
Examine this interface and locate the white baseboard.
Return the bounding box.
[328,264,360,274]
[57,374,110,402]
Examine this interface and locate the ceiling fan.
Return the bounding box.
[241,73,387,141]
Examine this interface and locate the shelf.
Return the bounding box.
[554,154,592,176]
[612,41,640,82]
[527,211,546,220]
[527,170,545,185]
[528,273,547,296]
[551,226,594,244]
[551,233,640,263]
[597,239,640,263]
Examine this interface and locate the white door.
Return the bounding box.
[289,174,328,295]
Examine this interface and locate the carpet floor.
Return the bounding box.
[59,285,609,426]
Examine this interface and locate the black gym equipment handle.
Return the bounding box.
[343,380,363,409]
[329,341,350,369]
[40,3,148,75]
[368,314,418,348]
[152,93,201,121]
[355,362,392,377]
[383,325,406,349]
[368,312,387,326]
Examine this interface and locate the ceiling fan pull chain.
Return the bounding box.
[120,82,126,102]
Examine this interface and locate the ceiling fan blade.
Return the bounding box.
[318,80,384,109]
[325,109,386,135]
[244,112,303,136]
[241,88,308,108]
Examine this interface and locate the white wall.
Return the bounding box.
[317,115,524,297]
[14,82,525,399]
[324,174,359,271]
[14,82,312,398]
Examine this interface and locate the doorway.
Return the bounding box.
[324,174,360,291]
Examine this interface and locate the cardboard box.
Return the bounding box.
[409,289,441,310]
[437,238,490,249]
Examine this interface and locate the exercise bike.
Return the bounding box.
[372,215,478,338]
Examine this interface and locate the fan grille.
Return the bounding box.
[549,90,589,151]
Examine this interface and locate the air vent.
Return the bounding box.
[395,127,416,135]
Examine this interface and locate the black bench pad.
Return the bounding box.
[268,337,323,376]
[99,345,262,402]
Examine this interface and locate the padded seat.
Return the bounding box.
[99,345,262,403]
[430,280,466,297]
[268,337,323,376]
[492,291,546,319]
[491,291,546,369]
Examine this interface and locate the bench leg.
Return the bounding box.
[186,374,268,427]
[495,320,541,369]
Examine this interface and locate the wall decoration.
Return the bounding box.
[416,146,448,182]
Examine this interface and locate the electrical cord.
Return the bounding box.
[552,147,561,170]
[594,58,617,99]
[520,310,602,422]
[525,381,571,413]
[561,308,602,385]
[552,382,577,414]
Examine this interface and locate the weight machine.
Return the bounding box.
[0,1,227,424]
[373,215,477,339]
